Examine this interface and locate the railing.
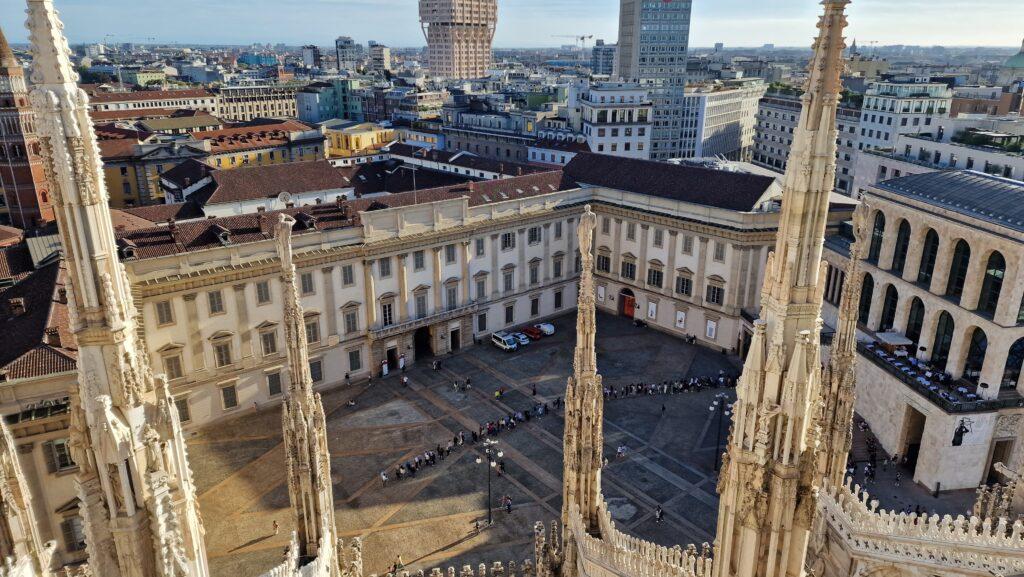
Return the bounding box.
[857,342,1023,413]
[564,498,712,577]
[369,304,479,340]
[818,478,1024,575]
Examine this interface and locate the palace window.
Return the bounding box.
[208,290,225,315]
[445,244,457,264]
[155,300,174,326]
[621,260,636,281]
[341,265,355,286]
[267,372,282,397]
[256,281,272,304]
[300,272,315,295]
[378,257,392,279]
[501,232,516,250]
[220,384,238,410]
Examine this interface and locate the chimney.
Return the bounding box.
[8,298,26,317]
[44,327,61,348]
[167,218,177,233]
[57,288,68,304]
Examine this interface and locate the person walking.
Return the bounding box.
[654,506,664,524]
[531,383,537,396]
[273,520,280,536]
[380,471,389,487]
[402,375,409,387]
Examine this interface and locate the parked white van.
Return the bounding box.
[491,331,519,352]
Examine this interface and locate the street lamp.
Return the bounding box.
[475,439,503,526]
[709,393,733,472]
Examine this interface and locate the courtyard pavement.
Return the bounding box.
[185,310,979,577]
[188,312,739,576]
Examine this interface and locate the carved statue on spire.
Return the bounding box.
[561,206,604,570]
[713,3,852,577]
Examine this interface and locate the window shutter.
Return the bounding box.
[42,441,58,474]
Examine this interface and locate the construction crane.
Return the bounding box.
[552,34,594,69]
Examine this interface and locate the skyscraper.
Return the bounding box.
[616,0,692,160]
[419,0,497,79]
[0,25,53,228]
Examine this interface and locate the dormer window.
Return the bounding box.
[211,224,231,246]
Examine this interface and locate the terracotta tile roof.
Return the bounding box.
[117,170,568,260]
[110,209,164,232]
[89,108,178,122]
[0,260,77,381]
[192,120,320,154]
[97,138,142,161]
[94,123,154,142]
[532,138,590,153]
[0,245,35,283]
[0,225,23,247]
[562,152,777,212]
[120,202,205,224]
[203,160,350,205]
[89,88,214,104]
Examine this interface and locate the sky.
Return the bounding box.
[2,0,1022,49]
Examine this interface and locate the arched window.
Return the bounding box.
[879,285,899,331]
[905,297,925,344]
[917,229,940,285]
[945,240,971,301]
[931,311,955,372]
[867,212,886,262]
[977,251,1005,317]
[962,327,988,384]
[857,274,874,326]
[1003,338,1024,390]
[891,220,912,275]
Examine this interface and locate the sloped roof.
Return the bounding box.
[0,261,77,381]
[562,153,778,212]
[875,170,1024,233]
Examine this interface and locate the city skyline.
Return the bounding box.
[1,0,1022,49]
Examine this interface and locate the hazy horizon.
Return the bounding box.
[2,0,1021,50]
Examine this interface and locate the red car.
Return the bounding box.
[521,326,544,340]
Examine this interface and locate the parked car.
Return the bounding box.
[511,332,531,346]
[491,332,519,352]
[534,323,555,336]
[521,326,544,340]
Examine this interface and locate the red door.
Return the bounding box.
[622,295,635,319]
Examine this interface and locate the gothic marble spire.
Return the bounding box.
[713,2,851,577]
[275,215,341,573]
[0,25,18,69]
[25,1,209,576]
[561,205,603,539]
[817,203,868,487]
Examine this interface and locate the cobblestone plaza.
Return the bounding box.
[188,312,740,576]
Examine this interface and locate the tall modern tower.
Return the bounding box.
[713,2,850,577]
[0,25,54,228]
[616,0,692,160]
[419,0,497,79]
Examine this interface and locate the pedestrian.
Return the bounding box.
[344,373,351,386]
[380,470,389,487]
[505,496,513,514]
[654,506,664,524]
[532,383,537,396]
[273,520,280,536]
[894,471,903,488]
[402,375,409,387]
[661,404,666,414]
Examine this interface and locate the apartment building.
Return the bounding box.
[752,89,862,194]
[679,79,767,161]
[212,84,302,122]
[857,79,953,151]
[578,82,652,159]
[86,88,218,114]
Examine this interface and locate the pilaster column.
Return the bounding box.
[978,337,1009,398]
[397,255,410,322]
[694,237,710,305]
[490,234,500,298]
[611,218,623,276]
[432,247,443,312]
[664,231,678,298]
[996,259,1024,326]
[944,327,970,378]
[916,307,939,361]
[929,237,955,296]
[878,225,899,271]
[321,267,338,336]
[725,244,744,314]
[232,284,252,359]
[183,293,205,371]
[542,223,552,282]
[461,242,471,305]
[866,286,886,331]
[892,291,912,334]
[959,254,988,311]
[901,226,928,282]
[638,224,650,287]
[363,260,377,329]
[517,228,527,290]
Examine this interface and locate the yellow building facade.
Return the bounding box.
[325,122,395,158]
